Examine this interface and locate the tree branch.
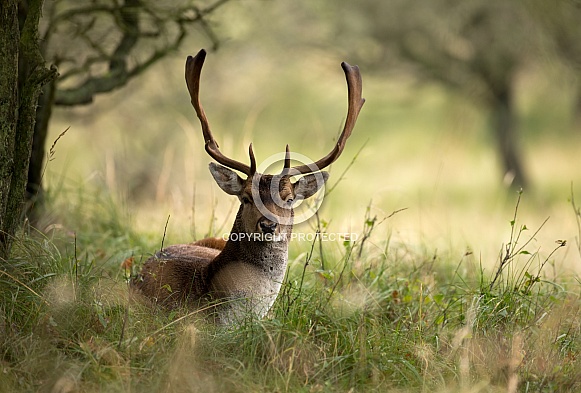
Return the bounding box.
[52,0,230,106]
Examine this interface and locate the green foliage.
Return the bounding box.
[0,189,580,392]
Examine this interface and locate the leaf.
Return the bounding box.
[315,270,334,281]
[97,312,108,329]
[433,294,445,304]
[121,256,134,270]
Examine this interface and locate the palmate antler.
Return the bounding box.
[185,49,364,178]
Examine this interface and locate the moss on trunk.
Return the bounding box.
[0,0,57,259]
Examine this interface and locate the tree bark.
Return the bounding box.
[26,79,56,223]
[0,1,21,259]
[0,0,57,259]
[491,85,528,189]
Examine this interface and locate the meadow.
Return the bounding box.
[1,45,581,392]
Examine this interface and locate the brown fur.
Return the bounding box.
[192,237,227,250]
[131,173,310,323]
[131,244,220,308]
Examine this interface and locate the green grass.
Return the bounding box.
[1,187,580,392]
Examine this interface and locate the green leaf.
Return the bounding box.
[433,294,445,304]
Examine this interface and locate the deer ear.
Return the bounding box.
[209,163,244,195]
[293,172,329,200]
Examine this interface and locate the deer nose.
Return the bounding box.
[258,218,277,234]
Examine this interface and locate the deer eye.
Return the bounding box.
[285,198,294,206]
[241,196,251,205]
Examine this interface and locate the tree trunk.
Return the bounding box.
[0,1,21,259]
[26,79,56,223]
[574,82,581,131]
[491,85,528,189]
[0,0,57,260]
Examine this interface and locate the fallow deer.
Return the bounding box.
[131,49,364,324]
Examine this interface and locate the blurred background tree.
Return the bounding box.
[255,0,581,189]
[525,0,581,126]
[352,1,535,189]
[298,0,539,189]
[26,0,229,220]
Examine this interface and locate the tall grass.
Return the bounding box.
[0,187,579,392]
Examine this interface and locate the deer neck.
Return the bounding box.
[211,209,292,277]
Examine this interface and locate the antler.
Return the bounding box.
[185,49,363,177]
[286,61,365,175]
[185,49,256,176]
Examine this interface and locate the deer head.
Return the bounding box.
[185,49,364,240]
